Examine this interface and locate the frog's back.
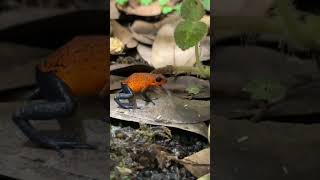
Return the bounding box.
[38,36,108,96]
[122,73,156,93]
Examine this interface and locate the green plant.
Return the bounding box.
[243,79,287,104]
[139,0,153,6]
[115,0,128,6]
[201,0,210,11]
[186,84,201,95]
[173,0,209,78]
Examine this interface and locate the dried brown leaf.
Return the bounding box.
[111,20,138,48]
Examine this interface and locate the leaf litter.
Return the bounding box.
[110,0,211,178]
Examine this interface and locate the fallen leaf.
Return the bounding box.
[110,37,125,55]
[199,36,210,61]
[110,64,155,76]
[115,166,133,176]
[197,173,210,180]
[179,148,210,178]
[151,23,196,68]
[156,14,182,27]
[111,20,138,48]
[140,35,209,67]
[163,76,210,99]
[110,94,209,138]
[137,44,152,64]
[110,0,120,19]
[130,20,157,45]
[130,14,182,45]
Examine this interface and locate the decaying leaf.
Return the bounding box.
[110,0,120,19]
[110,63,155,76]
[110,94,209,138]
[197,173,210,180]
[130,14,183,45]
[138,36,210,64]
[110,37,125,55]
[130,20,157,45]
[179,148,210,178]
[137,44,152,63]
[162,76,210,99]
[115,166,133,176]
[111,20,138,48]
[151,23,197,68]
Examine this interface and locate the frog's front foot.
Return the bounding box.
[142,91,155,105]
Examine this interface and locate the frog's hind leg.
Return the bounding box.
[114,83,137,109]
[12,68,95,155]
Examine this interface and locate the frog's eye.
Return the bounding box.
[156,76,162,82]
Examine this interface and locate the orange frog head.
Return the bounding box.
[150,74,167,87]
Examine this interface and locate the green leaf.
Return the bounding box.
[201,0,210,11]
[186,84,201,94]
[159,0,169,6]
[181,0,205,21]
[242,79,287,103]
[140,0,153,6]
[162,6,173,14]
[174,20,208,50]
[174,3,182,14]
[116,0,128,6]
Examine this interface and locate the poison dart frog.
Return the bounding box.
[114,73,167,109]
[12,36,108,152]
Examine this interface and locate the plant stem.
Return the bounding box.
[195,43,201,67]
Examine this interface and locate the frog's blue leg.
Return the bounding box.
[12,67,95,157]
[114,83,137,109]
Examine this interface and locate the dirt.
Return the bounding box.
[110,120,209,180]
